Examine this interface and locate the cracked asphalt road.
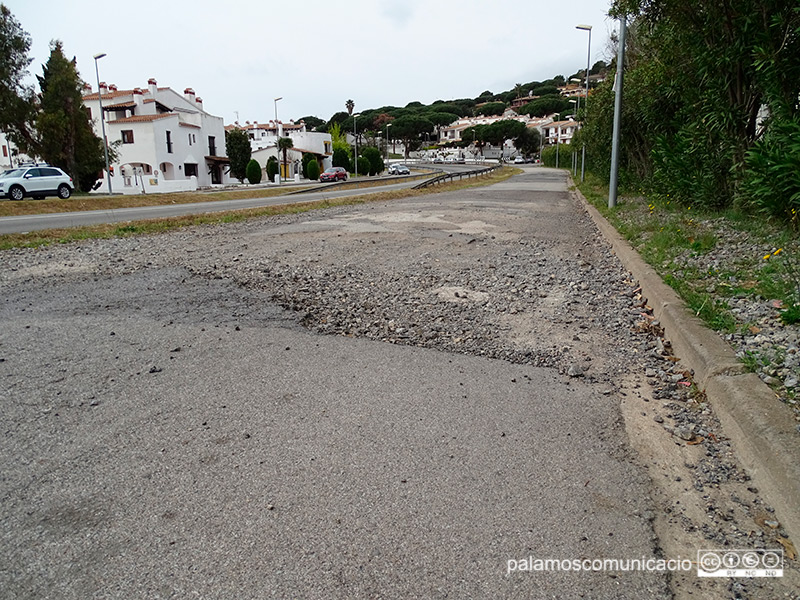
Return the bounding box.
[1,168,672,598]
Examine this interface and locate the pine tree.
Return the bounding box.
[36,40,105,190]
[225,128,251,182]
[0,4,37,153]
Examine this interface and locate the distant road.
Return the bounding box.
[0,178,430,235]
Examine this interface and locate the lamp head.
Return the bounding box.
[93,53,107,60]
[576,24,592,31]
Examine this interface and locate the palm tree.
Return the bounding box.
[345,99,355,116]
[514,83,524,99]
[277,136,294,180]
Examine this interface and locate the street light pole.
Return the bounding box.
[569,99,578,176]
[609,16,627,208]
[353,113,360,178]
[274,96,282,184]
[93,53,112,194]
[576,24,592,183]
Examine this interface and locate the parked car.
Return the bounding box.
[388,164,410,175]
[513,155,526,164]
[0,164,74,200]
[319,166,348,182]
[432,156,443,164]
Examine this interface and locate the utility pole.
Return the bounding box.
[608,15,627,208]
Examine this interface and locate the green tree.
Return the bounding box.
[460,125,487,155]
[519,96,572,118]
[306,159,320,180]
[301,152,315,178]
[36,41,107,191]
[225,127,251,182]
[298,115,325,130]
[277,136,293,179]
[475,102,506,117]
[356,156,370,177]
[245,158,261,184]
[391,115,434,159]
[483,120,526,158]
[0,4,37,153]
[515,127,541,157]
[266,156,279,182]
[362,146,384,175]
[332,147,351,171]
[423,112,458,128]
[345,99,355,115]
[602,0,800,212]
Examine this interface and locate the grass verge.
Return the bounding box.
[0,167,516,251]
[574,171,800,333]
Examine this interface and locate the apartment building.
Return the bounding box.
[82,79,231,193]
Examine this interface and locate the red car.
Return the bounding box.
[319,167,348,182]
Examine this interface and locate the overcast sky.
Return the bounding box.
[6,0,617,125]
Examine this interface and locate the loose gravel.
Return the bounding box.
[1,169,797,598]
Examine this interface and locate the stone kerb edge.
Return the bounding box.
[571,184,800,542]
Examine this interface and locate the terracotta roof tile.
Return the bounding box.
[109,114,175,124]
[83,89,136,101]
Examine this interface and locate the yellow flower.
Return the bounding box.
[773,248,783,256]
[764,254,771,260]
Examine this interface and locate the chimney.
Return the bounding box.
[195,97,203,108]
[148,78,157,95]
[133,87,144,107]
[82,82,93,97]
[184,87,196,103]
[99,81,108,95]
[109,84,118,92]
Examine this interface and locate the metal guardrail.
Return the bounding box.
[412,165,502,190]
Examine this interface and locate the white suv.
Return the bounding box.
[0,164,74,200]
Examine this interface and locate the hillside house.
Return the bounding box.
[226,120,333,180]
[82,79,231,194]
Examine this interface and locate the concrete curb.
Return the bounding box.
[572,185,800,543]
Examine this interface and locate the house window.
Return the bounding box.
[166,131,173,153]
[184,163,198,177]
[2,145,7,157]
[208,136,216,155]
[324,141,331,154]
[121,130,134,144]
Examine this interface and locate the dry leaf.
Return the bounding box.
[687,437,704,446]
[777,537,797,561]
[748,325,761,334]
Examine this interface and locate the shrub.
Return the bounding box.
[306,159,320,180]
[245,159,262,184]
[225,129,251,182]
[266,156,279,182]
[356,156,370,176]
[332,147,351,171]
[301,153,315,178]
[741,116,800,224]
[541,145,563,168]
[362,146,384,175]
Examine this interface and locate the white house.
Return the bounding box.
[438,109,556,158]
[543,118,579,145]
[82,79,232,194]
[226,120,333,180]
[0,131,33,170]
